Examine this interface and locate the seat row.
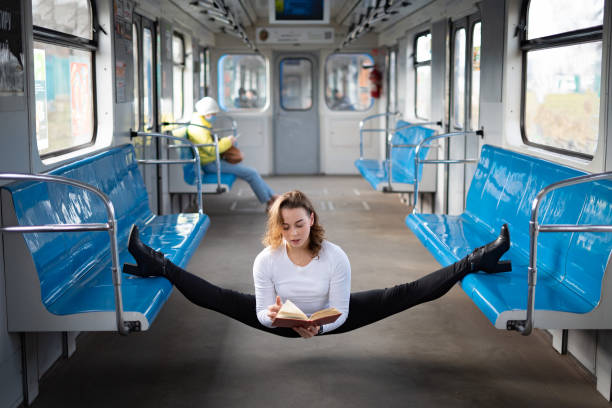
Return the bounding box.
[354,114,612,335]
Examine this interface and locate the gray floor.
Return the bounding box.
[32,177,608,407]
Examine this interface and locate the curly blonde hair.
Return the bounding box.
[262,190,325,257]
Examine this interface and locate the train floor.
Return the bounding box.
[31,176,608,407]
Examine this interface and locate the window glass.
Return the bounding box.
[32,0,92,40]
[470,22,481,130]
[388,50,397,113]
[132,24,139,131]
[524,42,601,155]
[415,33,432,63]
[172,33,184,120]
[199,49,205,99]
[143,28,153,131]
[527,0,603,39]
[33,41,94,155]
[414,32,431,119]
[205,48,211,97]
[218,54,267,110]
[280,58,312,110]
[453,28,466,129]
[325,53,373,111]
[415,66,431,119]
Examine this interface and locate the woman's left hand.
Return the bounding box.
[293,325,320,338]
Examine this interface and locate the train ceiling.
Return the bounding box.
[176,0,433,50]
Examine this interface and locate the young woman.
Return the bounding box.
[123,190,511,339]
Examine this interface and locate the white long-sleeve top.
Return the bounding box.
[253,240,351,334]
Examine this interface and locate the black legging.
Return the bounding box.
[164,256,472,338]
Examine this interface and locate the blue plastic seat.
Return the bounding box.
[354,120,435,191]
[406,145,612,330]
[1,144,210,332]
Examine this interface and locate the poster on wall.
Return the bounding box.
[0,0,24,95]
[114,0,134,103]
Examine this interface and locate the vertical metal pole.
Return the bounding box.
[359,120,365,159]
[523,219,538,335]
[213,134,223,193]
[193,146,203,213]
[413,143,421,212]
[107,219,128,335]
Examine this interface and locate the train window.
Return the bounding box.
[388,49,397,114]
[143,28,154,131]
[218,54,267,111]
[452,28,466,129]
[133,23,140,131]
[32,0,96,157]
[414,32,431,119]
[527,0,603,39]
[199,48,210,98]
[280,58,313,110]
[172,33,185,120]
[325,53,373,111]
[470,22,481,130]
[521,0,603,158]
[198,49,206,98]
[32,0,92,40]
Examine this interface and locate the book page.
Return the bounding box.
[276,299,308,320]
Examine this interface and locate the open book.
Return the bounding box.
[272,299,341,328]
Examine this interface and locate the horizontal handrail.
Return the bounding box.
[358,112,401,158]
[507,171,612,336]
[1,224,111,233]
[358,116,440,160]
[158,122,231,194]
[394,121,442,133]
[130,131,205,210]
[0,173,131,335]
[386,123,442,192]
[391,143,439,148]
[412,130,484,212]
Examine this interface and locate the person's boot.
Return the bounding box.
[467,224,512,273]
[122,225,168,278]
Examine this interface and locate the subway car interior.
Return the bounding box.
[1,0,612,406]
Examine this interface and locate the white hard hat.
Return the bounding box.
[195,97,220,116]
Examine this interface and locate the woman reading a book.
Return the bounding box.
[123,190,512,339]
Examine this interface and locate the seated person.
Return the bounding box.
[189,96,277,210]
[330,89,354,110]
[246,89,259,108]
[234,88,250,108]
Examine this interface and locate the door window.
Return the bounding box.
[280,58,313,110]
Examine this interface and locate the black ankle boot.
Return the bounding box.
[468,224,512,273]
[123,225,168,278]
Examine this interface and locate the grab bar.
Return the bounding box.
[412,130,484,212]
[130,131,205,211]
[507,171,612,336]
[160,122,230,194]
[385,121,442,192]
[358,111,401,158]
[0,173,133,335]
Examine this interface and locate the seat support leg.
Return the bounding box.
[20,333,39,406]
[596,331,612,401]
[62,331,77,358]
[551,329,568,355]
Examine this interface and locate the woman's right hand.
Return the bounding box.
[228,135,237,145]
[267,296,282,320]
